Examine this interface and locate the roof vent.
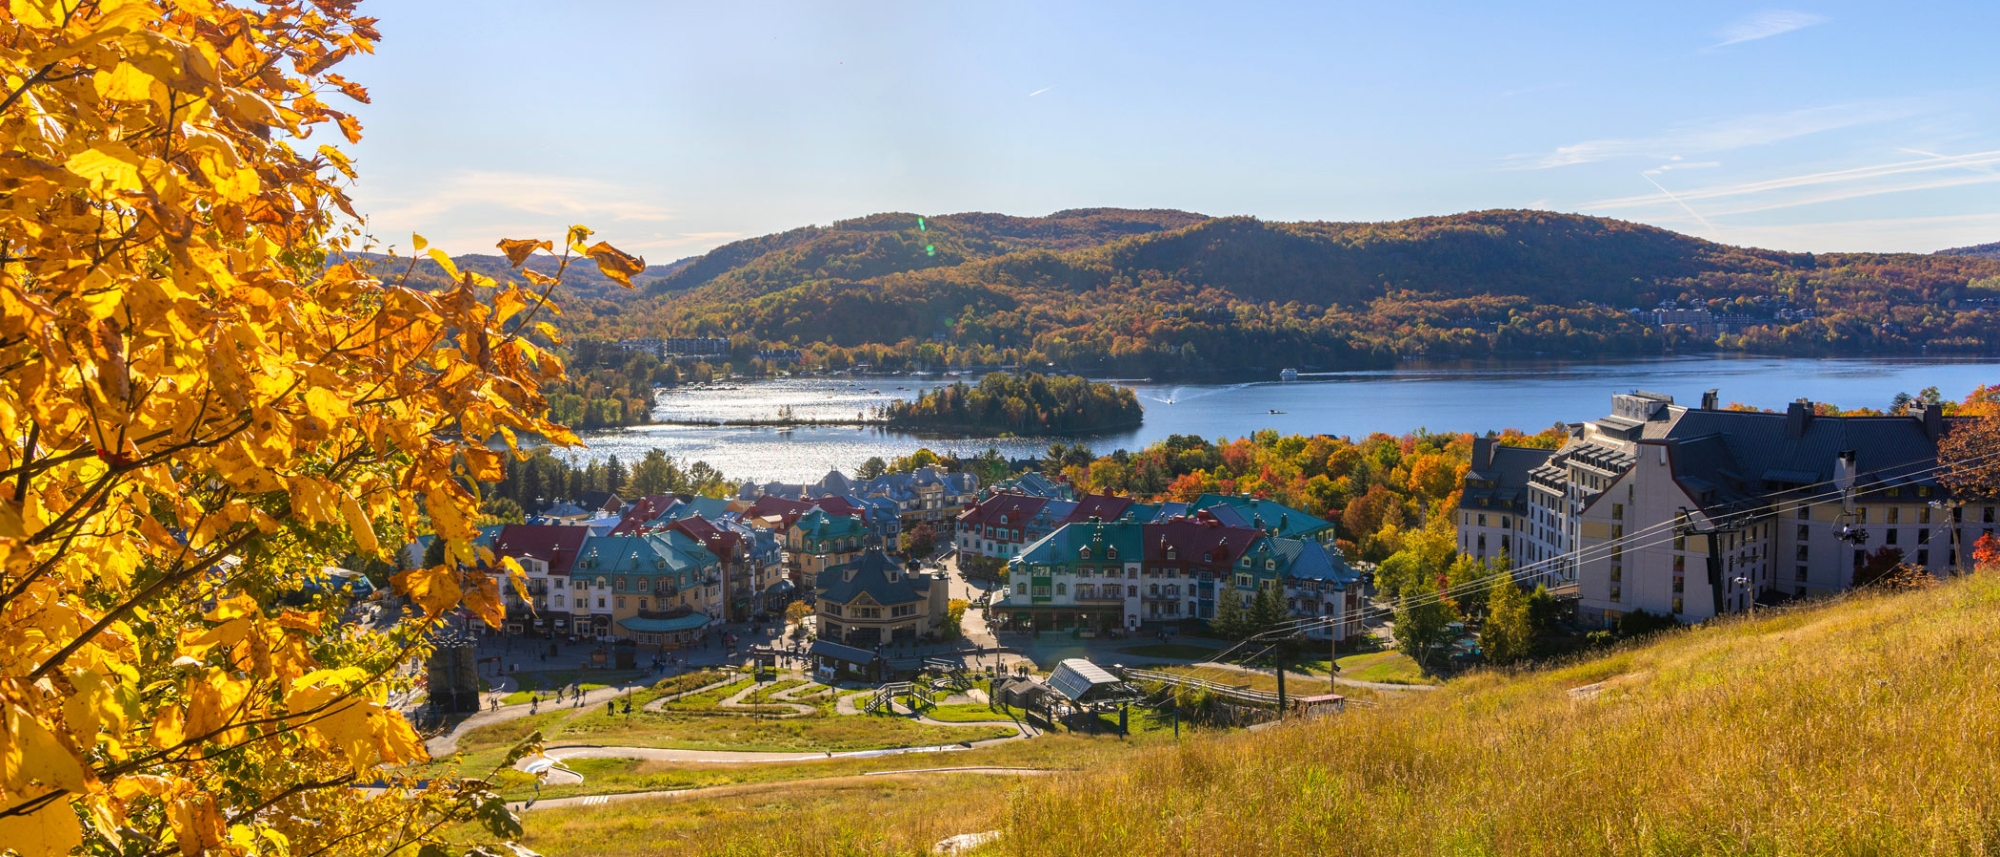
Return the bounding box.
[1786,400,1814,438]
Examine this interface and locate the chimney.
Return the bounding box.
[1785,400,1814,438]
[1471,436,1494,470]
[1911,401,1944,442]
[1701,389,1719,410]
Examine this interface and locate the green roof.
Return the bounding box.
[618,614,713,633]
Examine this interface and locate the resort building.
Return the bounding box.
[813,544,950,647]
[1458,390,1990,627]
[787,509,870,587]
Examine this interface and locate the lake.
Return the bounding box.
[560,356,2000,483]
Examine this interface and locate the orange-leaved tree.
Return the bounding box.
[0,2,643,855]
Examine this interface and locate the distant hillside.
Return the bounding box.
[339,251,693,305]
[550,208,2000,378]
[1941,241,2000,260]
[988,574,2000,855]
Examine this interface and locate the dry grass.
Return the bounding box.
[1004,575,2000,855]
[514,774,1020,857]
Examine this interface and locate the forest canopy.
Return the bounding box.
[879,373,1143,434]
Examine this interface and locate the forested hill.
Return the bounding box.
[428,209,2000,379]
[1941,241,2000,260]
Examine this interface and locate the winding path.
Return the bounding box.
[508,768,1052,813]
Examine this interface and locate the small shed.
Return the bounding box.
[810,639,883,683]
[990,675,1050,710]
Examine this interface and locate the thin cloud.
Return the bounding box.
[1511,101,1914,169]
[1028,86,1054,97]
[1642,160,1722,176]
[357,170,674,251]
[1715,10,1828,47]
[1718,212,2000,254]
[1587,149,2000,213]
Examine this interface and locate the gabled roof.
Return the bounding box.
[1046,659,1137,704]
[793,509,868,540]
[747,495,817,527]
[1460,446,1555,513]
[815,549,934,606]
[576,491,621,512]
[612,494,679,535]
[1143,511,1262,568]
[1016,520,1145,568]
[667,516,745,562]
[960,493,1050,527]
[1063,493,1136,525]
[1189,494,1334,539]
[490,524,592,577]
[1244,536,1359,586]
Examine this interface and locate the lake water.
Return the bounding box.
[561,357,2000,483]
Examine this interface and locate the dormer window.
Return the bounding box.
[1266,559,1277,571]
[1106,547,1117,560]
[1165,546,1177,560]
[1079,547,1092,560]
[1203,552,1213,563]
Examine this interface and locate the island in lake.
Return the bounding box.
[878,372,1142,435]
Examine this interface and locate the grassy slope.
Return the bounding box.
[1004,574,2000,856]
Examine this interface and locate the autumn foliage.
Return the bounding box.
[0,3,637,855]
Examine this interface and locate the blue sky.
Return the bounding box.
[342,1,2000,260]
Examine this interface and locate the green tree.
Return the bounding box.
[1525,584,1559,636]
[1393,580,1462,676]
[1211,588,1250,639]
[606,453,628,492]
[630,449,677,496]
[1481,574,1534,665]
[1249,584,1288,636]
[480,497,527,525]
[858,456,889,479]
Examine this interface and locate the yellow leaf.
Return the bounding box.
[203,593,260,623]
[411,233,428,252]
[462,572,504,629]
[8,0,66,28]
[93,62,158,102]
[0,790,82,857]
[496,238,552,268]
[391,566,461,619]
[65,144,146,192]
[4,704,89,794]
[151,704,184,750]
[426,485,474,541]
[338,490,380,556]
[584,241,645,287]
[427,247,459,280]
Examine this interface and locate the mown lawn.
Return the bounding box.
[1117,643,1228,660]
[500,668,648,705]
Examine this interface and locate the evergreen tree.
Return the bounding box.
[1211,587,1249,639]
[1481,574,1534,665]
[605,454,627,493]
[521,461,544,510]
[1249,584,1287,636]
[1525,584,1559,636]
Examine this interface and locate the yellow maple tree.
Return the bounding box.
[0,2,642,854]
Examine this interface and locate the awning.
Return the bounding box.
[617,614,712,634]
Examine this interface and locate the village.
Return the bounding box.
[380,388,2000,818]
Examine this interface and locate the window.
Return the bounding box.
[1501,516,1511,529]
[1165,546,1178,560]
[1056,583,1067,595]
[1609,584,1621,602]
[1798,503,1810,519]
[1887,507,1900,524]
[554,595,565,607]
[615,577,627,592]
[1477,514,1488,527]
[1672,597,1683,614]
[596,597,605,609]
[1674,555,1685,572]
[1986,507,1996,524]
[1919,529,1930,545]
[1477,535,1486,552]
[1918,549,1930,566]
[1031,583,1050,598]
[1266,559,1277,570]
[615,596,625,609]
[1853,549,1865,569]
[553,578,565,589]
[1796,565,1808,581]
[1016,583,1027,595]
[1920,506,1932,524]
[1609,565,1622,582]
[1671,577,1682,593]
[1128,585,1138,597]
[1796,545,1809,561]
[1886,529,1898,545]
[1797,524,1810,540]
[1612,503,1624,521]
[1079,547,1091,560]
[1235,573,1252,588]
